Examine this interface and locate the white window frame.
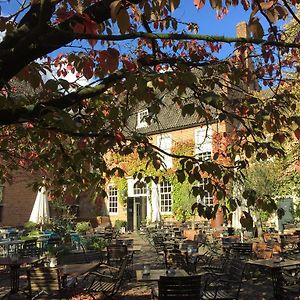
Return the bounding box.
[108,185,118,214]
[195,127,212,161]
[159,181,172,214]
[157,135,172,169]
[197,178,213,206]
[133,181,148,196]
[137,109,149,128]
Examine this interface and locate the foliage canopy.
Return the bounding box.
[0,0,299,223]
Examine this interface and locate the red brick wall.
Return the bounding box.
[1,171,37,227]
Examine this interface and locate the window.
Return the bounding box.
[133,182,147,195]
[137,109,149,128]
[157,135,172,169]
[197,178,213,206]
[195,127,212,161]
[108,186,118,214]
[160,181,172,213]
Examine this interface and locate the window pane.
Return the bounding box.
[108,186,118,213]
[133,182,147,195]
[195,127,212,161]
[197,178,213,206]
[160,181,172,213]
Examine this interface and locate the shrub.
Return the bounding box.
[75,221,91,234]
[81,236,108,251]
[114,219,127,231]
[24,221,38,233]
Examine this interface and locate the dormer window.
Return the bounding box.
[137,109,149,128]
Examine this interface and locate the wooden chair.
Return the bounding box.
[82,255,129,299]
[26,267,71,299]
[157,275,202,299]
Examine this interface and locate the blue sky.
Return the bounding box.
[1,1,251,38]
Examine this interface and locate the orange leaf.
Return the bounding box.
[194,0,205,9]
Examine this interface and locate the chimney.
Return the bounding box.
[235,21,258,91]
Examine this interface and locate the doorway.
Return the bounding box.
[126,196,148,231]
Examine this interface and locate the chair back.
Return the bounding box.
[107,244,127,266]
[23,238,38,249]
[158,275,202,299]
[27,267,61,297]
[231,242,253,258]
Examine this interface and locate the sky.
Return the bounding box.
[1,0,251,38]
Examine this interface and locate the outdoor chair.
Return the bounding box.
[26,267,74,299]
[157,275,202,299]
[81,255,129,299]
[18,238,42,258]
[202,257,246,300]
[106,244,128,267]
[165,248,190,273]
[231,242,253,259]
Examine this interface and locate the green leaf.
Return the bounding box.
[176,170,186,183]
[181,103,195,117]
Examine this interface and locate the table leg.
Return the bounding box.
[271,268,284,300]
[10,265,20,294]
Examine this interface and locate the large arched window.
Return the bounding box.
[133,182,147,196]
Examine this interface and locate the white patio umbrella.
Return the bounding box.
[29,186,50,225]
[151,183,161,223]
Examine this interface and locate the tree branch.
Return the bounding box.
[0,70,127,125]
[0,0,143,83]
[55,30,300,49]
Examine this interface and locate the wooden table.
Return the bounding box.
[0,256,42,294]
[247,259,300,300]
[136,269,188,282]
[59,262,101,277]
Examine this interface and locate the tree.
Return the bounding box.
[0,0,299,223]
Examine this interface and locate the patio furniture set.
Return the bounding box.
[0,228,140,299]
[140,224,300,300]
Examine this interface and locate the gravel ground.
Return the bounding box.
[1,232,299,299]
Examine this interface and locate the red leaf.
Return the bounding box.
[122,59,137,72]
[294,128,300,140]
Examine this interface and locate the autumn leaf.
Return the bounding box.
[194,0,205,9]
[117,8,130,34]
[294,128,300,140]
[170,0,180,12]
[248,17,264,39]
[110,0,122,22]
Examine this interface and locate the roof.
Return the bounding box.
[125,92,216,136]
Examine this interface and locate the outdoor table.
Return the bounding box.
[101,245,142,253]
[0,256,43,295]
[58,261,101,288]
[246,258,300,300]
[136,268,189,282]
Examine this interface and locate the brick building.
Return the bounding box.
[0,22,249,229]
